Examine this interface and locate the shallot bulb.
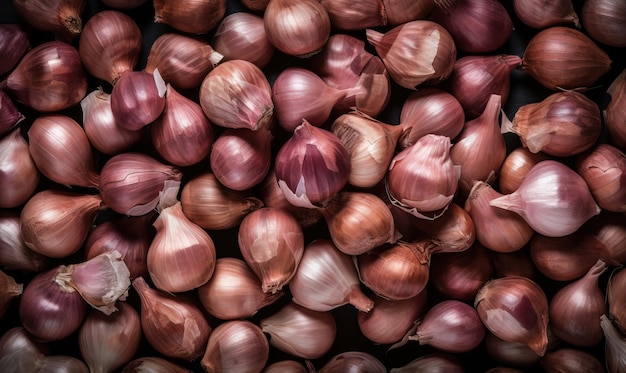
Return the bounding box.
[110,70,166,131]
[237,207,304,294]
[289,239,374,312]
[389,353,465,373]
[582,0,626,48]
[197,258,283,320]
[0,210,49,272]
[409,300,485,353]
[549,259,607,346]
[274,120,350,208]
[148,201,216,293]
[145,33,223,90]
[320,0,386,30]
[317,351,387,373]
[263,0,331,58]
[27,114,99,189]
[489,160,601,237]
[608,267,626,335]
[13,0,85,38]
[132,277,211,361]
[605,69,626,151]
[575,143,626,213]
[474,276,550,356]
[0,91,24,137]
[0,270,22,319]
[513,0,579,29]
[0,129,39,208]
[430,0,513,53]
[78,10,141,85]
[211,12,274,69]
[387,134,459,219]
[4,41,87,112]
[199,59,274,131]
[602,314,626,373]
[153,0,226,34]
[200,320,269,373]
[366,20,456,89]
[0,24,30,76]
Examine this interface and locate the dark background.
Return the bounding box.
[1,0,625,372]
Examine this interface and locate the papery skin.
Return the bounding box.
[383,0,434,26]
[81,88,144,155]
[152,84,214,167]
[0,24,30,76]
[520,26,611,90]
[238,207,304,294]
[5,41,87,112]
[450,94,507,196]
[498,147,550,194]
[60,250,131,315]
[201,320,269,373]
[180,172,264,230]
[398,88,465,149]
[576,143,626,212]
[489,160,601,237]
[608,267,626,335]
[540,348,605,373]
[331,112,402,188]
[388,134,459,219]
[512,91,602,157]
[0,129,39,208]
[275,120,350,208]
[582,0,626,47]
[154,0,226,34]
[146,33,223,90]
[601,314,626,373]
[474,276,550,357]
[211,12,274,68]
[99,152,183,216]
[13,0,85,37]
[264,0,331,57]
[320,0,386,30]
[132,276,211,361]
[0,210,49,272]
[289,239,374,312]
[210,128,272,191]
[20,190,102,258]
[260,302,337,359]
[319,191,397,255]
[513,0,579,29]
[197,257,283,320]
[366,20,456,90]
[28,114,100,189]
[199,60,274,131]
[79,10,141,85]
[78,302,141,373]
[148,202,216,293]
[0,91,24,136]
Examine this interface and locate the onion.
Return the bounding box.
[513,0,579,29]
[153,0,226,34]
[0,129,39,209]
[13,0,85,38]
[110,70,166,131]
[0,24,30,76]
[0,210,49,272]
[211,12,274,69]
[581,0,626,48]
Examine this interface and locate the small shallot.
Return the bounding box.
[0,210,48,272]
[260,302,337,359]
[289,239,374,312]
[145,33,223,90]
[429,0,513,53]
[520,26,611,91]
[366,20,456,89]
[197,258,283,320]
[238,207,304,294]
[510,90,602,157]
[464,181,534,253]
[151,84,214,167]
[387,134,459,219]
[408,202,476,253]
[4,41,87,112]
[320,0,386,30]
[489,160,601,237]
[540,348,605,373]
[13,0,84,38]
[78,302,141,373]
[0,91,24,137]
[0,129,39,209]
[608,267,626,335]
[211,12,274,69]
[317,351,387,373]
[20,190,103,258]
[358,292,428,345]
[210,128,273,191]
[274,120,350,208]
[81,88,144,155]
[148,201,216,293]
[199,59,274,131]
[263,0,331,57]
[409,299,485,353]
[582,0,626,48]
[153,0,226,34]
[180,172,264,230]
[497,147,550,194]
[0,270,22,319]
[318,191,397,256]
[358,239,436,300]
[27,114,99,189]
[513,0,579,29]
[78,10,141,85]
[110,70,166,131]
[0,24,30,76]
[200,320,268,373]
[99,152,183,216]
[132,276,211,361]
[549,259,607,346]
[474,276,550,356]
[576,143,626,212]
[398,88,465,149]
[602,314,626,373]
[450,94,507,196]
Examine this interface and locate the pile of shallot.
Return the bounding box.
[2,0,626,371]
